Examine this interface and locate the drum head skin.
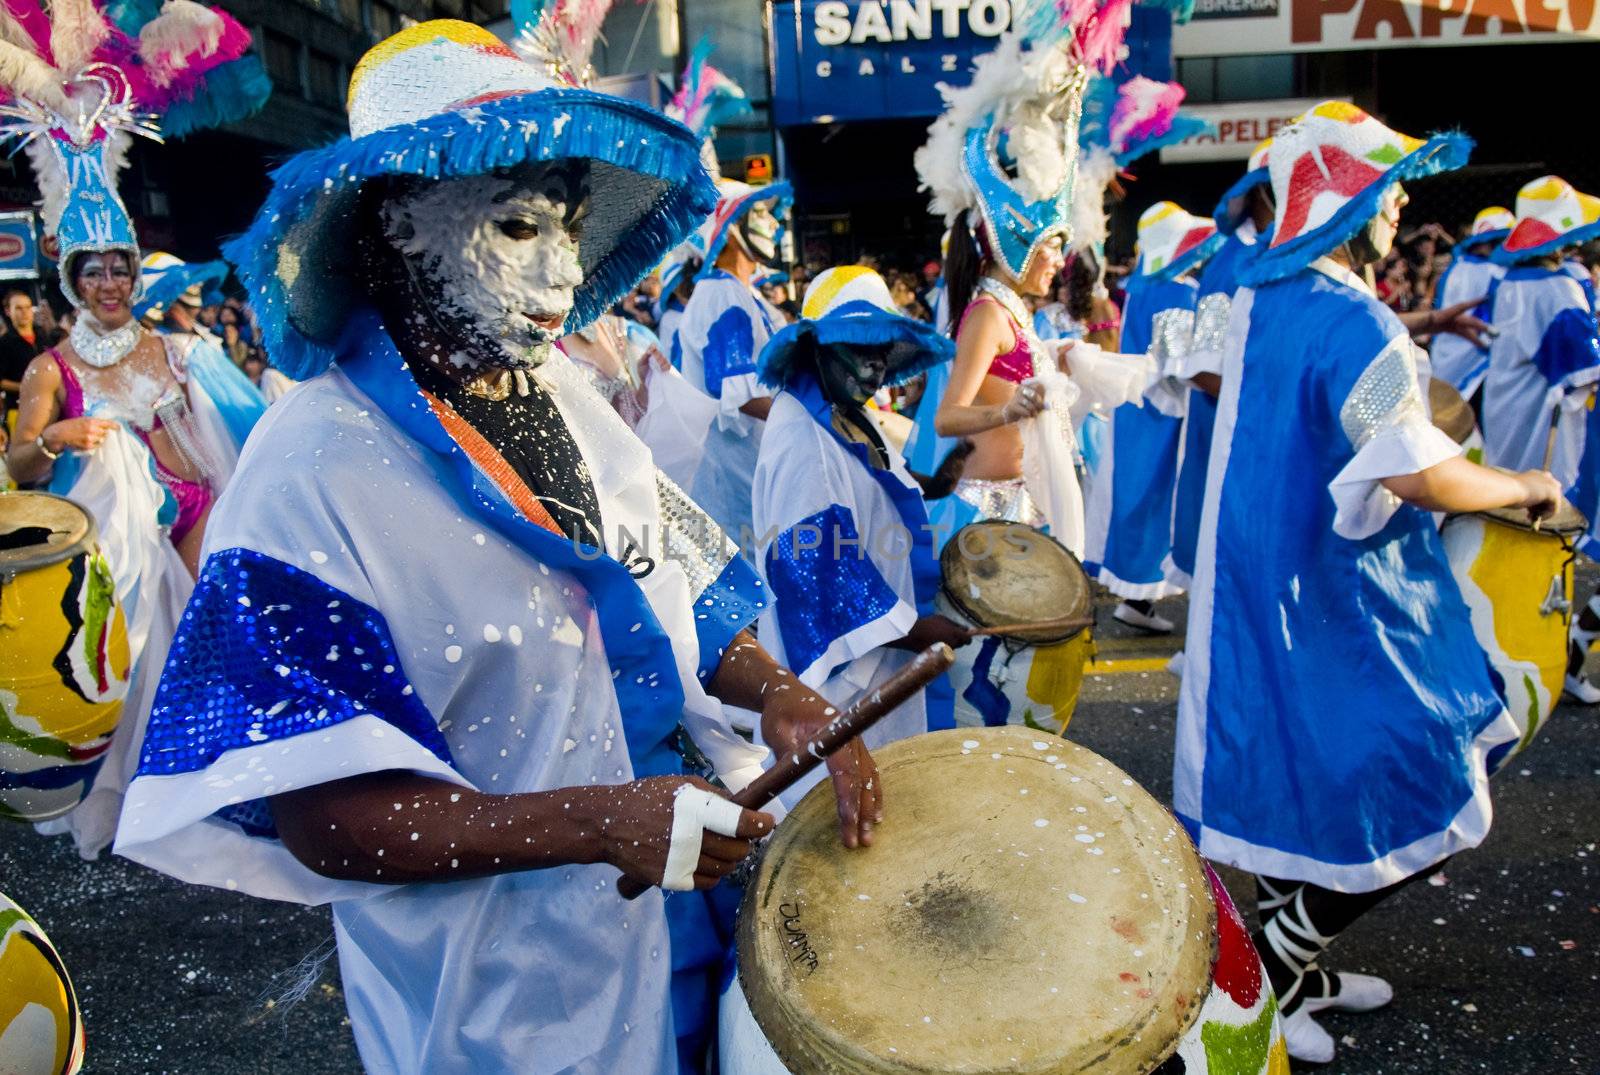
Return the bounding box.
[738,728,1216,1074]
[1427,378,1475,445]
[0,493,95,575]
[941,523,1093,645]
[1477,499,1588,537]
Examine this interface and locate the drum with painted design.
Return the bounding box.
[937,522,1094,733]
[0,492,130,822]
[719,728,1285,1074]
[0,891,85,1074]
[1442,497,1586,755]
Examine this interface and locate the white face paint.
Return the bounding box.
[736,201,781,264]
[382,162,589,369]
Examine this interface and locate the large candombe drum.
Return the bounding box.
[723,728,1287,1074]
[937,523,1094,733]
[0,890,85,1074]
[0,492,130,822]
[1441,495,1587,755]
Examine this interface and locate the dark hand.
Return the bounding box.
[597,776,773,891]
[762,684,882,849]
[894,613,973,651]
[1425,297,1493,348]
[1515,469,1562,522]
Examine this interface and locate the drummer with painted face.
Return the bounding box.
[1173,103,1563,1066]
[752,267,974,803]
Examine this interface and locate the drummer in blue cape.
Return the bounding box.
[114,21,886,1075]
[750,265,978,798]
[1173,101,1562,1067]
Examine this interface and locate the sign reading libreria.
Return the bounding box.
[1175,0,1599,54]
[770,0,1172,126]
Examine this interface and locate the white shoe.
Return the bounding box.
[1563,674,1600,704]
[1280,1007,1335,1064]
[1165,650,1186,678]
[1114,602,1175,634]
[1301,970,1394,1015]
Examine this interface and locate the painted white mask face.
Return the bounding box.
[736,201,781,265]
[382,162,590,369]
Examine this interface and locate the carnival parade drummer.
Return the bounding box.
[674,178,793,541]
[114,21,881,1075]
[1084,201,1221,633]
[1428,206,1515,400]
[751,266,974,800]
[1471,177,1600,702]
[1174,101,1563,1065]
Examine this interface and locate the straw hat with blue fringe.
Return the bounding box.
[696,178,793,282]
[1135,202,1222,280]
[1492,176,1600,265]
[136,253,229,322]
[1465,206,1515,248]
[225,19,717,381]
[1243,101,1471,286]
[758,266,953,391]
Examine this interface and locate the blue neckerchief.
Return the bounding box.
[791,373,939,615]
[335,308,685,778]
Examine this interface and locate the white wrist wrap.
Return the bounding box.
[661,786,745,891]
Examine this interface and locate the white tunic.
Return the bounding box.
[117,335,768,1074]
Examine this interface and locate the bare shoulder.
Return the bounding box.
[955,298,1016,358]
[21,349,61,387]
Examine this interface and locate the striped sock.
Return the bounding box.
[1254,888,1339,1014]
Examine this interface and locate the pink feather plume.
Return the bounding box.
[1109,76,1184,153]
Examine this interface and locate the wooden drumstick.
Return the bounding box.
[966,614,1095,638]
[617,643,957,900]
[1536,402,1561,532]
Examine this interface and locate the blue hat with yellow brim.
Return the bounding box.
[758,266,953,391]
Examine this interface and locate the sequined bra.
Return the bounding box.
[958,278,1040,385]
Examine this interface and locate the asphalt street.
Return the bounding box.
[2,584,1595,1074]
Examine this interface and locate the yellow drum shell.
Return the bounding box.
[0,492,130,822]
[0,891,85,1075]
[940,523,1095,732]
[737,728,1215,1074]
[1441,508,1580,754]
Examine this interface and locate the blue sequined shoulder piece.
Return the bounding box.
[139,548,453,782]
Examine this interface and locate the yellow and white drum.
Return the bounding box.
[720,728,1286,1074]
[0,891,85,1075]
[937,523,1094,733]
[0,492,130,822]
[1442,497,1586,754]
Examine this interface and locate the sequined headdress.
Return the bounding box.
[914,0,1134,282]
[225,20,716,381]
[0,1,267,309]
[1243,101,1471,286]
[1493,177,1600,266]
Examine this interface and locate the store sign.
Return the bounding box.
[770,0,1173,126]
[0,211,37,281]
[1175,0,1600,55]
[1157,97,1338,162]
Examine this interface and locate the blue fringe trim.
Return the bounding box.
[161,56,273,141]
[133,259,229,320]
[1492,219,1600,267]
[1146,229,1227,283]
[696,182,794,283]
[1242,132,1473,287]
[1115,114,1213,169]
[1212,166,1271,234]
[224,90,717,381]
[1469,228,1511,247]
[757,301,954,390]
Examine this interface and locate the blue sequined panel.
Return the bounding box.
[765,505,901,680]
[1533,306,1600,386]
[693,556,768,684]
[139,547,453,779]
[702,306,756,397]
